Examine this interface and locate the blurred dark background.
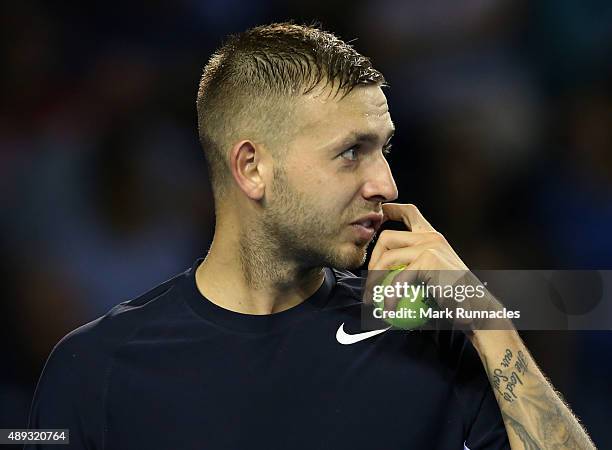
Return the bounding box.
[1,0,611,447]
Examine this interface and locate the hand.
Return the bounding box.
[368,203,467,273]
[365,203,497,329]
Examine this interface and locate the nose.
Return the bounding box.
[361,155,399,203]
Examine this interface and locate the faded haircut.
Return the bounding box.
[196,22,386,201]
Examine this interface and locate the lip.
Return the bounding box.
[351,223,376,241]
[350,213,384,233]
[349,213,384,241]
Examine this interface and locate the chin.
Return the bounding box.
[329,244,367,270]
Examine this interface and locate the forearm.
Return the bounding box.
[468,328,595,450]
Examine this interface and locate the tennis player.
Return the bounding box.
[26,23,594,449]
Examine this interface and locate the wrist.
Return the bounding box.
[468,327,521,354]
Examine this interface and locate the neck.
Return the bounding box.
[195,211,325,315]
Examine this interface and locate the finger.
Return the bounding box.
[370,243,438,271]
[397,249,463,287]
[369,230,445,270]
[382,203,436,232]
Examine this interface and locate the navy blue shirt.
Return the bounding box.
[27,259,509,449]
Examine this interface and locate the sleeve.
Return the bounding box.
[25,326,105,450]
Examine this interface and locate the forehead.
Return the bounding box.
[289,84,393,149]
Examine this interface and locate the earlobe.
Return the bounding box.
[229,140,266,200]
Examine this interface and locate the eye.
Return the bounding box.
[339,147,359,161]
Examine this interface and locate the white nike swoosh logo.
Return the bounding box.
[335,323,391,345]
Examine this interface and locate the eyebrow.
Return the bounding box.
[346,128,395,146]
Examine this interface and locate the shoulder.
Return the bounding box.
[44,270,186,377]
[27,270,191,439]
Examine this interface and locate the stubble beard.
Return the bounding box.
[241,166,370,285]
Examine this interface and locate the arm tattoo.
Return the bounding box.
[501,412,541,450]
[481,347,595,449]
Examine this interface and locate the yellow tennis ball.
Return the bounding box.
[379,265,430,330]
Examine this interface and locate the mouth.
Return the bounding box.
[350,213,384,232]
[350,213,384,241]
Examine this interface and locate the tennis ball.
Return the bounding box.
[378,264,431,330]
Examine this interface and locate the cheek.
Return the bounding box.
[285,160,359,211]
[283,159,318,186]
[286,167,328,198]
[318,174,362,212]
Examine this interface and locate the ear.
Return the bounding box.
[229,140,268,200]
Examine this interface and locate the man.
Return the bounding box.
[27,23,593,449]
